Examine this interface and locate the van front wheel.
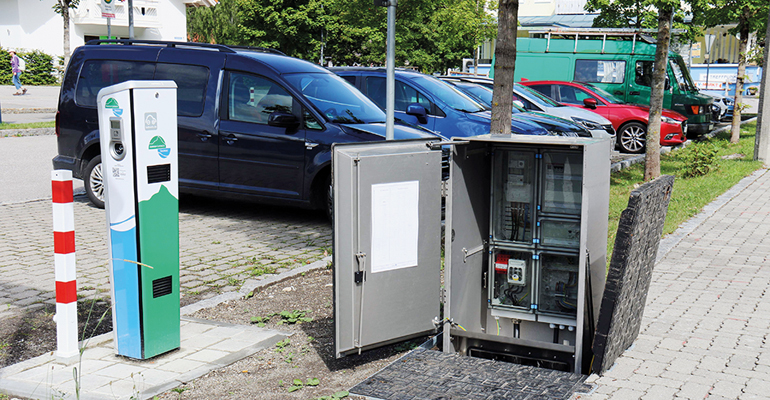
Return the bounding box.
[84,155,105,209]
[618,122,646,154]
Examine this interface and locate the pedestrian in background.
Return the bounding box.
[9,50,27,96]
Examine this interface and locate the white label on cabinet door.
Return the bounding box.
[371,180,419,273]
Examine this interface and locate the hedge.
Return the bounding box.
[0,48,58,86]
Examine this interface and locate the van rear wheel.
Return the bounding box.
[618,122,646,154]
[84,155,105,209]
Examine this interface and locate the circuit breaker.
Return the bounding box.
[333,135,610,374]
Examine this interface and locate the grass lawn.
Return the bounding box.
[0,121,55,130]
[607,121,763,262]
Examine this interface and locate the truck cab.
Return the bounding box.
[495,30,713,138]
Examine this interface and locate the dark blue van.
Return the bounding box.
[53,40,440,215]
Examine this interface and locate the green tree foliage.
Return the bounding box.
[0,49,57,86]
[51,0,81,66]
[584,0,700,43]
[186,0,241,44]
[691,0,769,143]
[187,0,496,73]
[691,0,768,37]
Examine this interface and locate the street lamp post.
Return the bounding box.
[704,33,716,90]
[375,0,396,141]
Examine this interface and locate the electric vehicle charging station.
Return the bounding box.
[98,81,180,360]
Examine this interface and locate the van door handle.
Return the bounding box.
[223,134,238,145]
[197,131,212,142]
[613,91,624,96]
[630,91,640,96]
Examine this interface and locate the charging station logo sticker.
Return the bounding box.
[144,113,158,130]
[149,136,170,158]
[105,98,123,117]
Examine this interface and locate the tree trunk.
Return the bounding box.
[754,7,770,162]
[490,0,518,135]
[62,0,71,68]
[645,6,672,181]
[731,8,751,144]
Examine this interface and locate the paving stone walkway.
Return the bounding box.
[0,195,331,321]
[0,317,289,400]
[581,168,770,400]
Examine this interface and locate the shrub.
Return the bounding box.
[679,142,719,178]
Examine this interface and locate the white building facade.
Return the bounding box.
[0,0,214,56]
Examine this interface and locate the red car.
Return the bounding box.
[520,80,688,154]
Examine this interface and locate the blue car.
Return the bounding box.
[330,67,590,138]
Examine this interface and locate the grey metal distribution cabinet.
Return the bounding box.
[333,139,442,358]
[334,135,610,373]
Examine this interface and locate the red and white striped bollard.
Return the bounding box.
[52,170,78,359]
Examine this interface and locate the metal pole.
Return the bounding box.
[385,0,396,141]
[706,55,710,90]
[753,9,770,162]
[128,0,134,39]
[107,17,111,40]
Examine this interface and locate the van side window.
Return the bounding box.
[75,60,155,107]
[575,60,626,84]
[155,64,209,117]
[303,108,323,130]
[227,72,293,124]
[634,61,654,87]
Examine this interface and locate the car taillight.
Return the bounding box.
[690,105,700,114]
[55,110,61,137]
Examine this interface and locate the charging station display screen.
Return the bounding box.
[111,120,121,129]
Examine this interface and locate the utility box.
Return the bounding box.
[334,135,609,373]
[98,81,180,360]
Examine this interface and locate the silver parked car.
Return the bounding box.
[440,76,616,142]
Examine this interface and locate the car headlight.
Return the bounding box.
[661,116,678,124]
[571,116,601,130]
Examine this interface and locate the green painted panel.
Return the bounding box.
[138,184,180,358]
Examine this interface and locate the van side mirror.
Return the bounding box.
[268,112,300,128]
[583,98,598,109]
[665,76,671,91]
[406,103,428,124]
[513,100,525,109]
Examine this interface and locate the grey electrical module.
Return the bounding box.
[333,134,610,374]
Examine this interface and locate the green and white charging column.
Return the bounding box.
[98,81,180,360]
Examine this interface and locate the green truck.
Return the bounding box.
[493,31,713,137]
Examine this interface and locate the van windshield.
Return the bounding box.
[670,58,697,92]
[283,72,386,124]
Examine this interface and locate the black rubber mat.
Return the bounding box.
[350,348,594,400]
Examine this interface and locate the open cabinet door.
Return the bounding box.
[333,139,442,358]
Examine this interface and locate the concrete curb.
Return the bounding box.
[655,167,769,263]
[0,127,55,137]
[609,117,757,172]
[1,108,57,114]
[180,255,333,316]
